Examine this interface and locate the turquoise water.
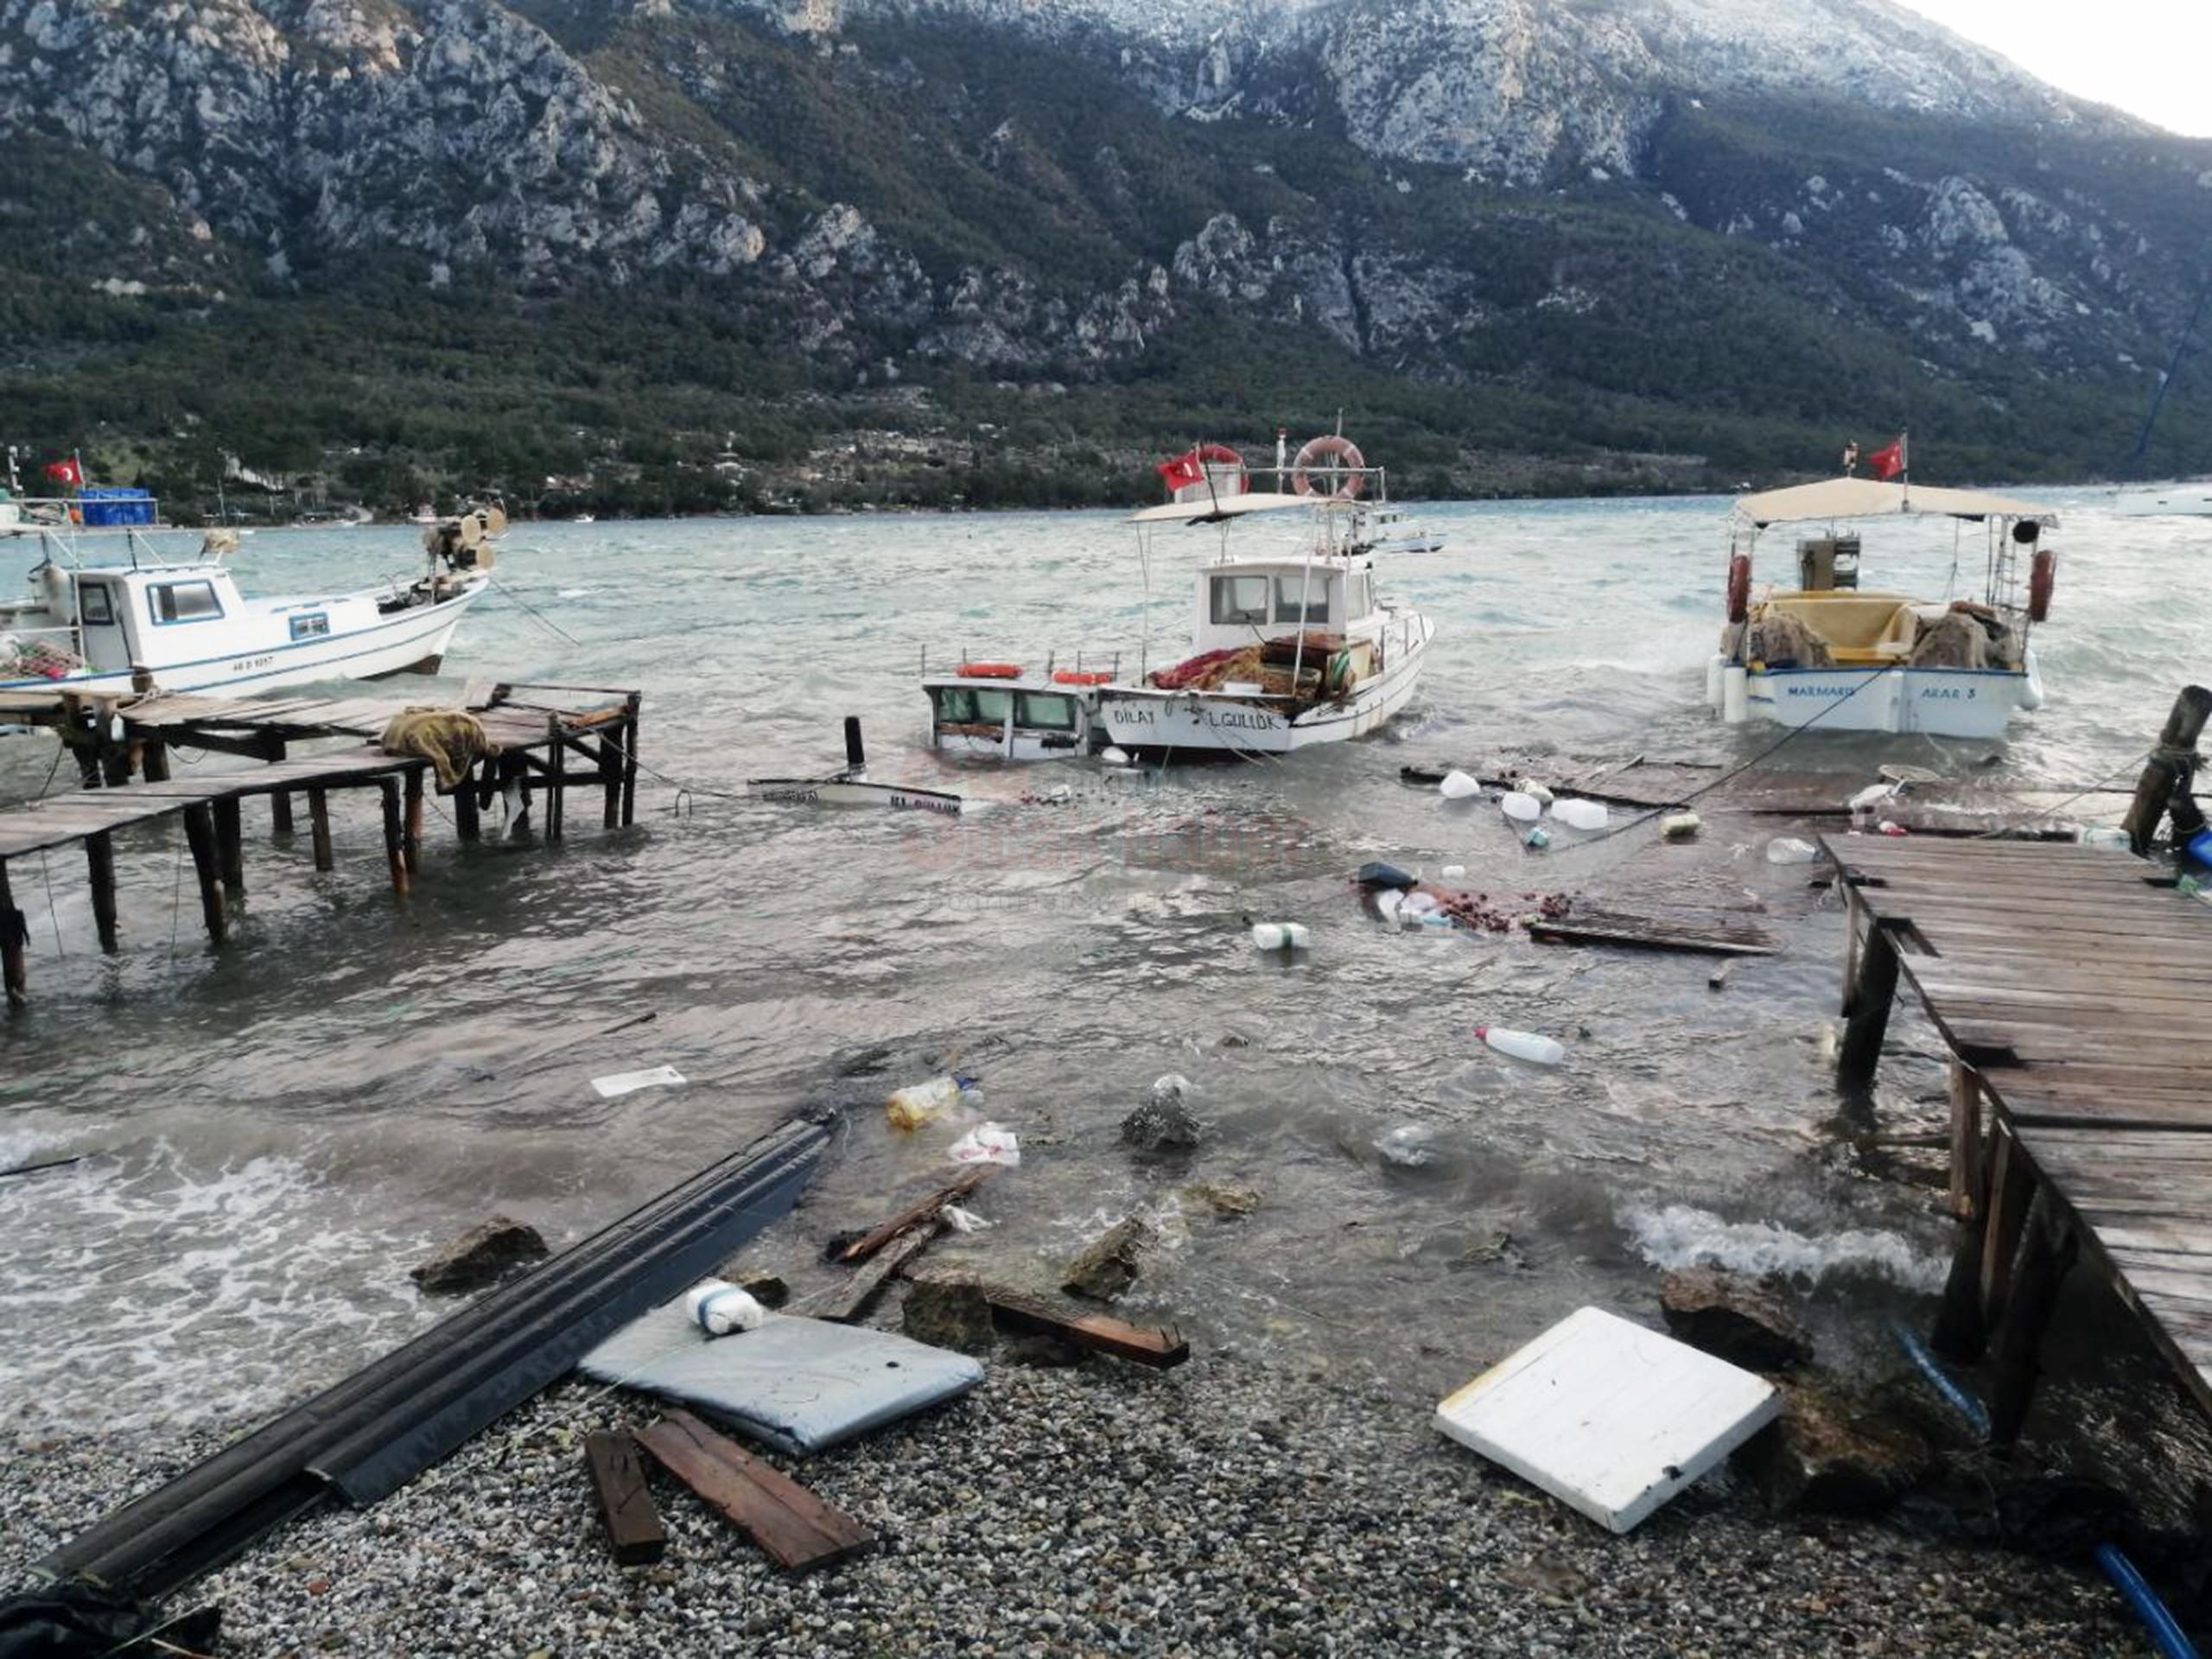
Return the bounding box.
[0,493,2206,1503]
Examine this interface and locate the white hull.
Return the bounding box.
[1099,615,1434,753]
[0,588,481,699]
[1737,662,2035,738]
[747,776,963,815]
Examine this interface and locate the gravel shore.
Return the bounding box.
[1,1352,2144,1657]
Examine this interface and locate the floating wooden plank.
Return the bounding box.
[1527,907,1776,957]
[902,1268,1191,1369]
[582,1430,667,1566]
[634,1409,874,1573]
[836,1166,995,1264]
[818,1219,941,1324]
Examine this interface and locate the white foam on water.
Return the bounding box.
[1622,1202,1946,1293]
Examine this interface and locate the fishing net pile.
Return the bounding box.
[0,636,81,680]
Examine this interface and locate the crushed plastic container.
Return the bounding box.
[1766,837,1818,865]
[2078,826,2132,850]
[1375,890,1405,924]
[1477,1025,1566,1065]
[948,1122,1020,1166]
[1439,769,1481,800]
[1501,792,1541,823]
[1552,798,1608,832]
[887,1075,977,1131]
[1252,922,1311,952]
[686,1280,768,1336]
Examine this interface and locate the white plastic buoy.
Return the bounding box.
[1552,798,1608,832]
[1501,791,1541,823]
[1252,922,1310,951]
[686,1280,767,1336]
[1439,769,1481,800]
[1722,665,1748,725]
[1477,1026,1567,1065]
[1101,746,1133,767]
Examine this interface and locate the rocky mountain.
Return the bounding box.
[3,0,2210,510]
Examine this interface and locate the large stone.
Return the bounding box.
[1121,1075,1206,1152]
[1181,1181,1261,1218]
[410,1216,548,1294]
[1738,1379,1936,1515]
[1658,1267,1814,1371]
[734,1270,790,1310]
[1063,1217,1154,1302]
[900,1276,995,1355]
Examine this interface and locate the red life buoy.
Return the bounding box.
[1052,671,1114,686]
[1292,435,1368,499]
[1726,552,1751,623]
[2028,547,2056,622]
[957,663,1022,680]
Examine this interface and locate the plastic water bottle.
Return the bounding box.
[1501,791,1541,823]
[1522,826,1550,851]
[1252,922,1310,951]
[686,1280,767,1336]
[2078,826,2131,850]
[1552,798,1608,832]
[1440,864,1467,880]
[886,1075,977,1131]
[1476,1026,1566,1065]
[1439,769,1481,800]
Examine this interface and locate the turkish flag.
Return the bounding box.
[43,459,82,487]
[1154,449,1205,493]
[1866,436,1906,481]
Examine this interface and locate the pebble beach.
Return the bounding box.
[0,1356,2146,1657]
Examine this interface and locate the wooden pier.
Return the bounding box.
[1822,833,2212,1440]
[0,682,642,1005]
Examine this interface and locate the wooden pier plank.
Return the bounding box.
[582,1430,667,1566]
[634,1410,874,1573]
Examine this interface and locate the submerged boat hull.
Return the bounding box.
[1097,616,1434,754]
[1740,662,2036,739]
[747,777,963,815]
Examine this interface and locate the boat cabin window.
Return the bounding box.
[1274,575,1332,626]
[1014,691,1077,731]
[1211,575,1270,626]
[149,580,224,625]
[935,684,1014,724]
[289,611,331,640]
[77,583,115,626]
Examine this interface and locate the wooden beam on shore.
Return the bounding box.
[86,830,118,954]
[582,1430,667,1567]
[903,1268,1192,1369]
[1527,908,1776,957]
[836,1167,995,1264]
[635,1409,874,1573]
[819,1220,942,1324]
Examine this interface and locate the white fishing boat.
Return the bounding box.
[1708,475,2058,740]
[747,718,963,814]
[1,497,490,698]
[922,433,1438,760]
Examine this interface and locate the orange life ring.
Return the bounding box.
[2028,547,2056,622]
[1052,671,1114,685]
[957,663,1022,679]
[1726,552,1751,623]
[1292,435,1368,499]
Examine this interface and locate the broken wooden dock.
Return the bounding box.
[1821,833,2212,1440]
[0,682,642,1004]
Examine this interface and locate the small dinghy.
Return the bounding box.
[747,718,963,816]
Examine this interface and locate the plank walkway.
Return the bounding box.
[1821,833,2212,1438]
[0,683,642,1003]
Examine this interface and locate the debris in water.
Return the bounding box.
[591,1064,686,1100]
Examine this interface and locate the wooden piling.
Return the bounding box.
[1988,1192,2078,1444]
[378,779,410,897]
[308,788,334,872]
[453,770,481,843]
[270,790,295,836]
[547,715,565,842]
[1835,919,1901,1092]
[600,733,620,830]
[141,741,170,784]
[86,831,118,954]
[213,797,245,897]
[403,766,425,875]
[1979,1128,2036,1326]
[181,804,226,944]
[0,859,28,1006]
[1947,1059,1984,1223]
[2122,683,2212,855]
[620,695,641,827]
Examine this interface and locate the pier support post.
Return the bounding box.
[600,732,620,830]
[2122,683,2212,855]
[379,779,410,898]
[270,790,295,837]
[547,715,565,842]
[1947,1060,1984,1223]
[403,766,424,875]
[308,789,334,873]
[142,741,171,784]
[0,860,28,1007]
[213,797,245,898]
[1979,1128,2037,1325]
[182,804,226,945]
[620,695,641,827]
[86,831,118,954]
[453,768,481,843]
[1836,918,1900,1093]
[1988,1192,2077,1444]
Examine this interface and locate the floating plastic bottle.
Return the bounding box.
[1476,1025,1566,1065]
[887,1075,977,1131]
[1440,863,1467,880]
[1552,798,1609,832]
[1439,769,1481,800]
[686,1280,767,1336]
[1501,791,1541,823]
[1522,826,1551,851]
[2078,825,2131,850]
[1661,811,1700,842]
[1766,837,1818,865]
[1252,922,1311,951]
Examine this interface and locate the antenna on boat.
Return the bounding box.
[843,715,866,776]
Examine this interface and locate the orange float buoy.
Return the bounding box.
[956,663,1023,680]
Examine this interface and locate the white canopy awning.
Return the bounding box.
[1732,476,2054,527]
[1129,491,1314,525]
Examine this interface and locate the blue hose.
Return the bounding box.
[1885,1322,2202,1659]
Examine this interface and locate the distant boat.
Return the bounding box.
[573,512,596,524]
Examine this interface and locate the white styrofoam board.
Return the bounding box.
[1433,1305,1780,1534]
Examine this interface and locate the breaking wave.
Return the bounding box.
[1622,1203,1947,1293]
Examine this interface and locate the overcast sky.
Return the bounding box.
[1899,2,2212,136]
